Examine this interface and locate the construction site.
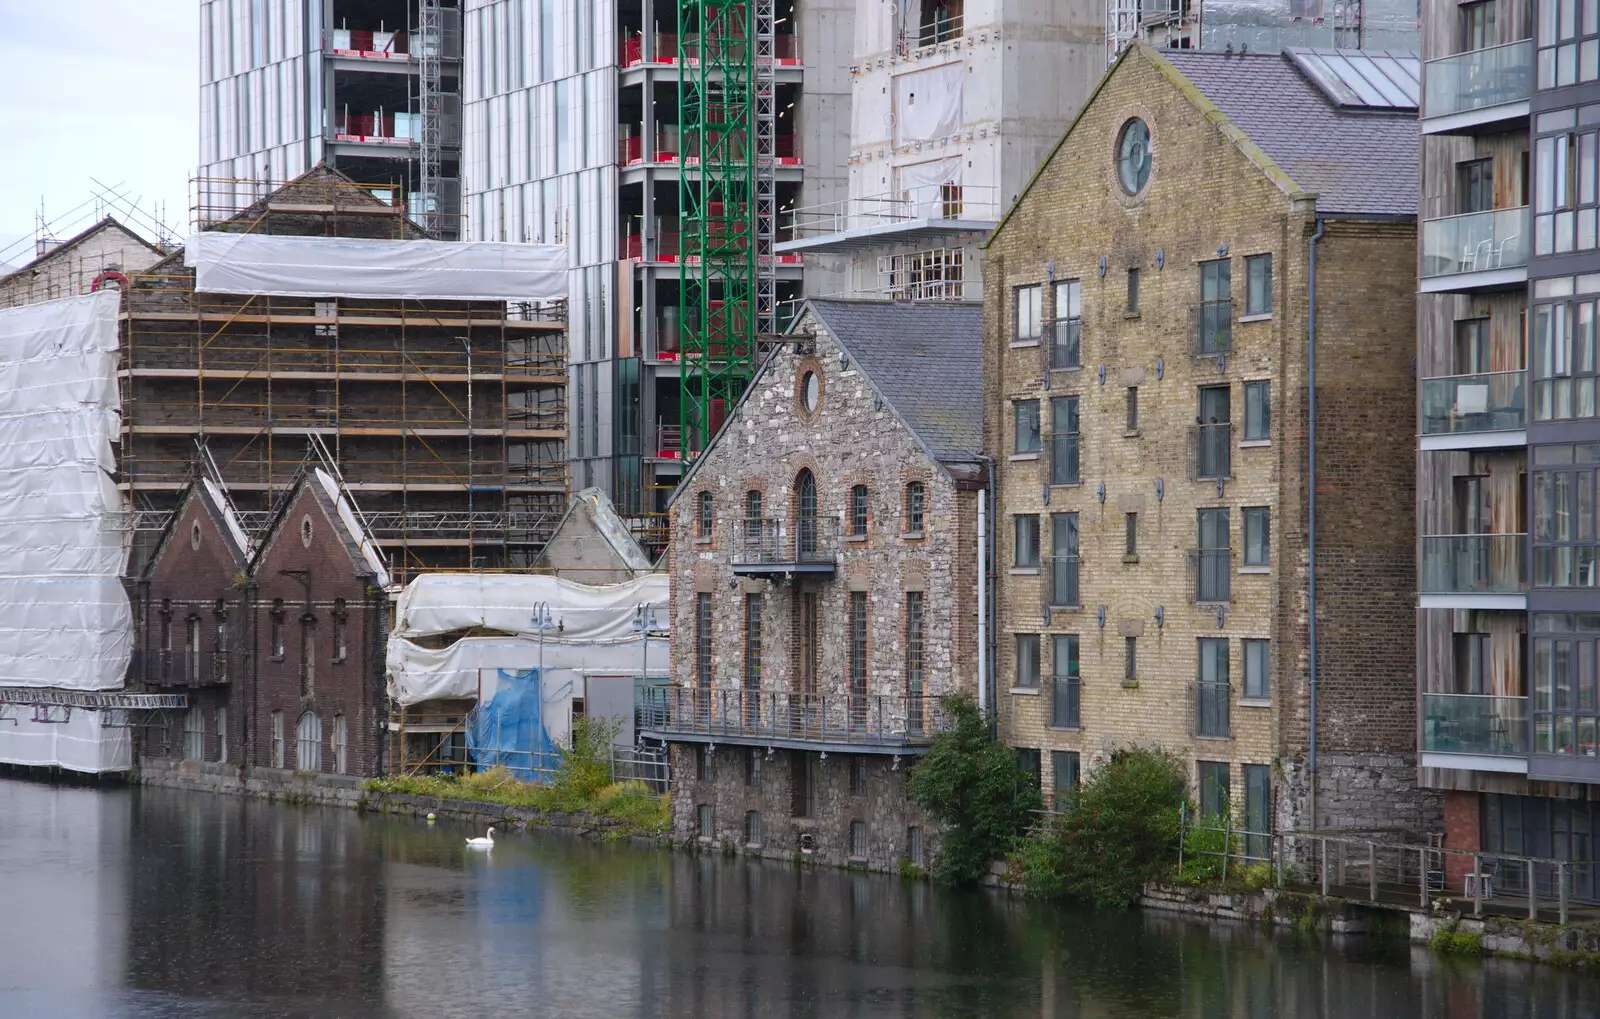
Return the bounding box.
[121,167,569,578]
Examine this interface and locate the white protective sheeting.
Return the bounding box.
[0,291,132,691]
[0,709,132,772]
[386,634,668,707]
[895,157,964,218]
[184,232,569,302]
[894,63,963,144]
[393,573,668,643]
[313,468,390,586]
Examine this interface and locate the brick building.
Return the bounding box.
[982,44,1431,835]
[135,466,390,778]
[644,298,984,871]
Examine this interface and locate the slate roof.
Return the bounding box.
[805,298,984,462]
[1160,48,1419,218]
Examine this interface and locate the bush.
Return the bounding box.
[1016,746,1188,907]
[907,696,1041,885]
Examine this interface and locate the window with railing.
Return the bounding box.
[1048,512,1079,607]
[1193,508,1232,604]
[1197,639,1231,739]
[1052,750,1080,811]
[849,592,868,723]
[744,594,762,724]
[906,591,925,733]
[696,593,713,687]
[1194,259,1233,355]
[1193,386,1232,479]
[1051,635,1080,729]
[1050,396,1080,486]
[1050,279,1081,370]
[916,0,964,45]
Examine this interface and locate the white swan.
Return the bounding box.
[465,827,496,849]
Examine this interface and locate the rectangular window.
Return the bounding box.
[1243,764,1271,859]
[1051,750,1080,811]
[1243,640,1270,700]
[300,623,315,698]
[906,591,926,732]
[1127,268,1141,313]
[1014,284,1043,342]
[1245,254,1272,315]
[1051,279,1081,368]
[1126,512,1138,557]
[791,750,816,817]
[1197,638,1231,738]
[850,485,869,536]
[1243,507,1271,566]
[1014,400,1041,454]
[1463,0,1496,50]
[850,755,868,796]
[216,706,228,763]
[905,482,926,533]
[187,617,202,682]
[696,593,713,686]
[1197,259,1232,354]
[1051,635,1079,728]
[1049,512,1079,606]
[743,594,762,723]
[332,614,347,664]
[1243,380,1270,441]
[1126,386,1139,432]
[849,592,868,706]
[905,825,924,866]
[1126,636,1137,684]
[1015,633,1041,688]
[744,810,763,846]
[697,745,714,782]
[746,748,763,788]
[1016,747,1042,790]
[1454,317,1491,375]
[1196,508,1232,603]
[1531,448,1600,585]
[1196,385,1232,478]
[1199,761,1231,821]
[271,710,284,769]
[333,714,347,774]
[698,804,715,839]
[849,819,868,859]
[1454,632,1489,693]
[1456,159,1494,215]
[1050,395,1080,485]
[1014,514,1040,568]
[1531,299,1598,421]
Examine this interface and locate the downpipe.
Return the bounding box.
[1307,216,1325,830]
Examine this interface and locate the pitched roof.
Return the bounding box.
[1159,47,1419,217]
[539,487,655,574]
[805,298,984,462]
[0,216,163,287]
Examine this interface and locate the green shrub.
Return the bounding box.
[907,697,1041,885]
[1016,746,1188,907]
[1176,822,1227,885]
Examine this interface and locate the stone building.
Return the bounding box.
[0,217,165,309]
[644,298,984,871]
[134,466,390,779]
[982,43,1429,836]
[534,487,658,582]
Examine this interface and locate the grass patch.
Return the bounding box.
[1431,926,1484,956]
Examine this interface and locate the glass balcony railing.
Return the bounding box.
[1423,40,1534,120]
[1419,534,1527,594]
[1422,693,1529,756]
[1421,207,1529,280]
[1419,370,1527,436]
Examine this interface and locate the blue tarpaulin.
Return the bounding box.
[468,668,563,782]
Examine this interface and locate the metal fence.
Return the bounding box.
[640,687,951,746]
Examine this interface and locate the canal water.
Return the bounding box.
[2,777,1598,1019]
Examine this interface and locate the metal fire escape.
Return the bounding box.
[678,0,777,459]
[417,0,445,235]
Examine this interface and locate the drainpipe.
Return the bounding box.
[978,479,989,721]
[1307,216,1326,831]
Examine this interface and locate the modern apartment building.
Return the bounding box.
[1417,0,1600,895]
[984,43,1428,835]
[198,0,463,238]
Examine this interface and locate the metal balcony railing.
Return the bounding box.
[638,687,952,746]
[1421,206,1529,279]
[1422,693,1528,756]
[1049,316,1080,370]
[1195,681,1231,738]
[1419,534,1527,594]
[732,517,839,566]
[1189,548,1232,605]
[141,648,231,686]
[1423,40,1534,120]
[1189,423,1232,480]
[1050,676,1080,729]
[782,184,1003,239]
[1420,370,1527,436]
[1191,299,1233,355]
[1048,432,1080,486]
[1045,554,1080,608]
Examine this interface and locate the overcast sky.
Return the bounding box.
[0,3,197,267]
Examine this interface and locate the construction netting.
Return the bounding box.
[184,232,568,302]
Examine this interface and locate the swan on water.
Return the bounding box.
[466,827,495,849]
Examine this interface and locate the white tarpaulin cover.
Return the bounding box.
[0,708,132,772]
[393,573,668,644]
[895,157,963,218]
[386,634,668,707]
[313,468,390,587]
[184,232,568,302]
[894,62,963,144]
[0,291,131,692]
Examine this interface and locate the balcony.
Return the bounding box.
[139,649,231,687]
[1419,370,1527,449]
[1044,554,1080,609]
[637,688,952,752]
[776,185,1001,255]
[1422,40,1533,135]
[1418,533,1527,609]
[1420,207,1529,294]
[1422,693,1529,769]
[1191,299,1233,356]
[731,517,838,576]
[1189,423,1232,480]
[1194,681,1231,739]
[1188,548,1232,605]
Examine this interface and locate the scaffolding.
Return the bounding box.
[677,0,776,459]
[126,170,570,579]
[417,0,446,236]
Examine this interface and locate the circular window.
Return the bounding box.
[300,515,314,548]
[1116,118,1152,195]
[801,371,820,414]
[189,520,202,551]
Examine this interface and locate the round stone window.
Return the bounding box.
[300,515,315,548]
[801,371,820,414]
[189,520,202,551]
[1116,118,1152,195]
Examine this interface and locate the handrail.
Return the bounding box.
[639,687,953,744]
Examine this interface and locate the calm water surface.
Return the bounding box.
[1,776,1597,1018]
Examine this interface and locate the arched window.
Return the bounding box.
[183,706,204,760]
[795,469,818,556]
[696,490,714,540]
[850,484,869,536]
[296,711,323,772]
[744,489,764,547]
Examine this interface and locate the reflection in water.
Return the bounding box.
[0,776,1597,1018]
